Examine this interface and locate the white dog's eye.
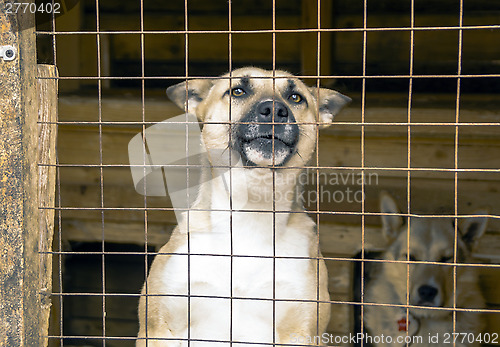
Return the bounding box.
[231,88,246,97]
[289,93,303,103]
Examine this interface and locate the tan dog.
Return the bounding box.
[364,192,487,347]
[137,67,351,346]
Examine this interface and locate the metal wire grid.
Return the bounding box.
[34,0,500,345]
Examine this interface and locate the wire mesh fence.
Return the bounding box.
[34,0,500,346]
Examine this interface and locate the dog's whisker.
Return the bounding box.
[299,129,314,142]
[295,150,304,162]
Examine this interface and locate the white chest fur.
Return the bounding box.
[156,210,320,345]
[164,211,316,295]
[142,168,326,345]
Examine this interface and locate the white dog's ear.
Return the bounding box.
[167,79,214,114]
[460,209,488,250]
[309,87,351,128]
[380,191,403,242]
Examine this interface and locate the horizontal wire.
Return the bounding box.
[38,251,500,268]
[38,206,500,219]
[36,73,500,79]
[35,24,500,35]
[39,120,500,126]
[41,292,500,315]
[38,163,500,173]
[46,335,335,347]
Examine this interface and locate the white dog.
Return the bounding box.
[364,192,488,347]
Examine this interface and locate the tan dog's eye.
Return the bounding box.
[231,88,246,97]
[289,93,303,103]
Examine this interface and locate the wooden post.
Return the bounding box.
[0,3,55,346]
[37,64,59,347]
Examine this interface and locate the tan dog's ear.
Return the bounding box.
[460,209,489,250]
[309,87,351,128]
[379,191,403,242]
[166,79,214,115]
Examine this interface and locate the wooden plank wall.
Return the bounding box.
[49,0,500,92]
[55,94,500,343]
[46,0,500,344]
[54,0,306,91]
[332,0,500,93]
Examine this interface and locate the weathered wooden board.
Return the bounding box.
[54,177,500,226]
[81,0,302,19]
[300,0,332,78]
[37,64,58,347]
[57,96,500,132]
[119,30,292,64]
[76,13,304,85]
[55,122,500,173]
[334,0,497,13]
[58,214,500,263]
[54,177,500,237]
[0,6,41,346]
[54,1,81,91]
[334,14,500,76]
[60,219,174,246]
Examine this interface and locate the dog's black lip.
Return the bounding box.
[234,134,298,167]
[415,299,440,307]
[240,133,296,147]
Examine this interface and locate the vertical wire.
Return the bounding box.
[56,162,63,347]
[184,1,191,345]
[94,0,107,344]
[228,1,234,345]
[405,1,415,344]
[453,1,465,344]
[359,0,367,345]
[271,0,277,344]
[51,2,64,345]
[314,0,322,338]
[139,0,149,344]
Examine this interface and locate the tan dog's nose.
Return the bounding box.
[257,101,291,123]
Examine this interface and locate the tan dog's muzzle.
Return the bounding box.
[234,100,299,166]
